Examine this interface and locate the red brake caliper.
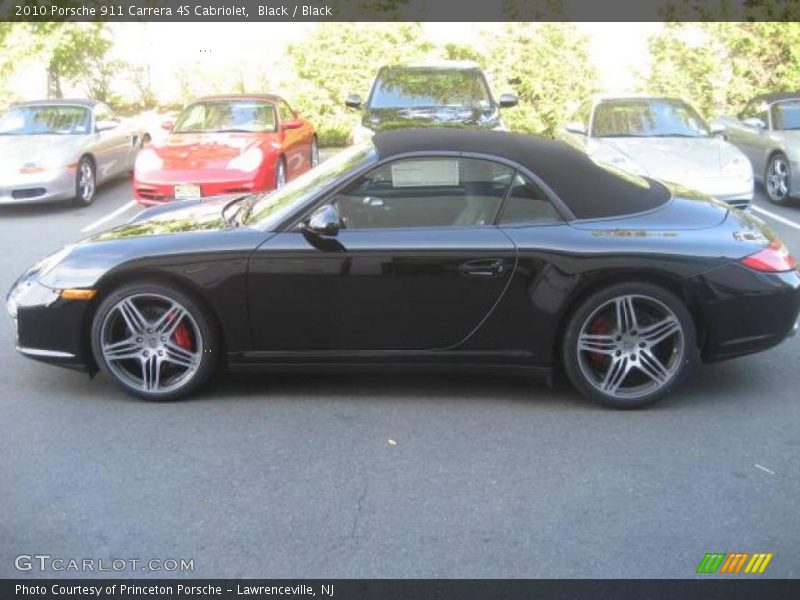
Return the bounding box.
[172,319,194,351]
[588,316,610,367]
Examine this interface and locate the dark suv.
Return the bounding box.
[345,61,517,144]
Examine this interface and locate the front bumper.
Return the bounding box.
[690,263,800,362]
[7,278,93,372]
[0,167,76,205]
[134,169,271,206]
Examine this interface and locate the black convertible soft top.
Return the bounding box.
[372,129,671,220]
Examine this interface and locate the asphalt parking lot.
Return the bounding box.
[1,158,799,579]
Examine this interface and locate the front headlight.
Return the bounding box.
[6,291,18,319]
[227,147,264,172]
[135,150,163,173]
[722,156,753,181]
[352,124,375,145]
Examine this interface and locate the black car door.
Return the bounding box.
[247,155,518,352]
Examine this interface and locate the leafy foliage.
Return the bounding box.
[644,22,800,117]
[484,23,598,135]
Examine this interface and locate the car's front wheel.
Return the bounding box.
[562,283,696,409]
[765,153,792,205]
[72,157,96,206]
[91,282,219,401]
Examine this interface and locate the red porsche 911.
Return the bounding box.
[133,94,318,206]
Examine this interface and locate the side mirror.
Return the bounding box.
[345,94,362,109]
[564,121,587,135]
[498,93,518,108]
[742,117,766,129]
[282,119,303,130]
[96,119,119,132]
[302,204,340,237]
[161,120,175,132]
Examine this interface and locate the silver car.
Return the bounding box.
[0,99,147,206]
[718,92,800,205]
[558,95,754,210]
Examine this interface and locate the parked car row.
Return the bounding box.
[4,62,796,213]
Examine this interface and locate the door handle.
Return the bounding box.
[459,259,507,278]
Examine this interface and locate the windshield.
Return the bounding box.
[174,100,277,133]
[244,142,378,229]
[369,68,493,110]
[772,100,800,130]
[0,105,91,135]
[592,99,710,138]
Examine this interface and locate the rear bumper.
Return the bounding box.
[134,170,271,206]
[689,263,800,362]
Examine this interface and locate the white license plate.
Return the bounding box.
[174,184,201,199]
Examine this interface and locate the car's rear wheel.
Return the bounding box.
[72,156,96,206]
[91,282,219,401]
[562,283,696,409]
[276,158,287,189]
[765,153,792,205]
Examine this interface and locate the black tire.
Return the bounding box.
[91,281,219,401]
[765,153,792,205]
[561,282,697,409]
[72,156,96,207]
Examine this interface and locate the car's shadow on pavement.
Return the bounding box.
[180,359,768,412]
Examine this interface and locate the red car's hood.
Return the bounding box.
[150,132,276,170]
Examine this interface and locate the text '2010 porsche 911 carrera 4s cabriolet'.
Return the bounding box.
[7,129,800,408]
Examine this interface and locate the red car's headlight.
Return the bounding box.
[227,148,263,172]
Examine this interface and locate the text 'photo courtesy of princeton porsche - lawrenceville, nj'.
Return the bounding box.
[1,1,800,599]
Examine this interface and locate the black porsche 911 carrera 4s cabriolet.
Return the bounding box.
[7,129,800,407]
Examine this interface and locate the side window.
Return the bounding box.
[498,173,562,226]
[278,101,295,123]
[332,157,514,230]
[740,101,768,124]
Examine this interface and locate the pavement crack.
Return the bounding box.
[350,482,369,539]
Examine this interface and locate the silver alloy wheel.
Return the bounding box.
[576,294,684,400]
[766,156,790,202]
[276,161,286,189]
[78,161,95,201]
[311,139,319,168]
[99,293,203,395]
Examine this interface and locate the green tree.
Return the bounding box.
[645,23,800,117]
[485,23,598,135]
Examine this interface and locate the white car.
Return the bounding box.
[557,96,753,210]
[0,99,148,207]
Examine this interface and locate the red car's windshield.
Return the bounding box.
[174,100,277,134]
